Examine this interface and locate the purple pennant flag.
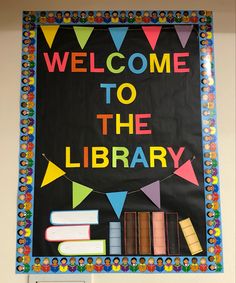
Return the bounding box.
[174,25,193,48]
[141,180,161,208]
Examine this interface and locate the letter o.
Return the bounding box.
[117,83,136,104]
[128,53,147,74]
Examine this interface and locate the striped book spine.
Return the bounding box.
[152,212,166,255]
[179,218,203,255]
[138,212,151,254]
[124,212,137,255]
[109,222,121,255]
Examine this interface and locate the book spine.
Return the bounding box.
[50,210,99,225]
[124,212,137,255]
[109,222,121,255]
[58,240,106,256]
[166,212,180,255]
[179,218,203,255]
[152,212,166,255]
[45,225,90,241]
[138,212,151,254]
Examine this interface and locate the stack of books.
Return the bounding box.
[45,210,106,255]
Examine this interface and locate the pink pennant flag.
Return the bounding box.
[141,180,161,208]
[142,26,162,50]
[174,25,193,48]
[174,160,199,186]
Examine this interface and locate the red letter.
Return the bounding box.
[167,147,185,168]
[135,114,152,135]
[43,52,69,72]
[90,53,104,72]
[174,53,190,73]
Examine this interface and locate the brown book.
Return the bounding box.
[124,212,137,255]
[138,212,151,254]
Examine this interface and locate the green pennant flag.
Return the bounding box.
[72,181,93,208]
[73,27,94,49]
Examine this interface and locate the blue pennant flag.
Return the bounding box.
[106,191,128,219]
[108,27,128,51]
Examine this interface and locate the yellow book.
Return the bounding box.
[179,218,203,255]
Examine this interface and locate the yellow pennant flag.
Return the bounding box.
[41,161,66,188]
[40,25,60,48]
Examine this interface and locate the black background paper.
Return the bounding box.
[33,25,206,256]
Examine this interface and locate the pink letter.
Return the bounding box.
[135,114,152,135]
[43,52,69,72]
[90,53,104,72]
[167,147,185,168]
[174,53,190,73]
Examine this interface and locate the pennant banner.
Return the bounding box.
[174,25,193,48]
[106,191,128,219]
[72,182,93,209]
[141,180,161,208]
[73,26,94,50]
[174,160,199,186]
[40,25,60,48]
[41,161,66,188]
[142,26,162,50]
[108,27,128,51]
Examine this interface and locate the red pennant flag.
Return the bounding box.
[142,26,162,50]
[174,160,199,186]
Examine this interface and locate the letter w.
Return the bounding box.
[43,52,69,72]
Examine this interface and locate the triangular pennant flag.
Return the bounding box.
[106,191,127,219]
[174,25,193,48]
[73,27,94,49]
[174,160,199,186]
[142,26,162,50]
[108,27,128,51]
[72,182,93,208]
[41,161,66,188]
[40,25,60,48]
[141,180,161,208]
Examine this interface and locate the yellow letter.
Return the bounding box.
[116,114,134,134]
[150,53,170,73]
[150,146,167,167]
[65,147,80,168]
[92,147,109,168]
[117,83,137,104]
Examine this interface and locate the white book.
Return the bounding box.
[50,210,98,225]
[58,240,106,255]
[45,225,90,242]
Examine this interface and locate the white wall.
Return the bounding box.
[0,1,235,283]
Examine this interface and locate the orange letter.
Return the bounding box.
[71,52,87,72]
[96,114,114,135]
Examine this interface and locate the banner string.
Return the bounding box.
[42,153,196,195]
[39,26,199,33]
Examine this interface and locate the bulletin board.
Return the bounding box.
[16,10,223,274]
